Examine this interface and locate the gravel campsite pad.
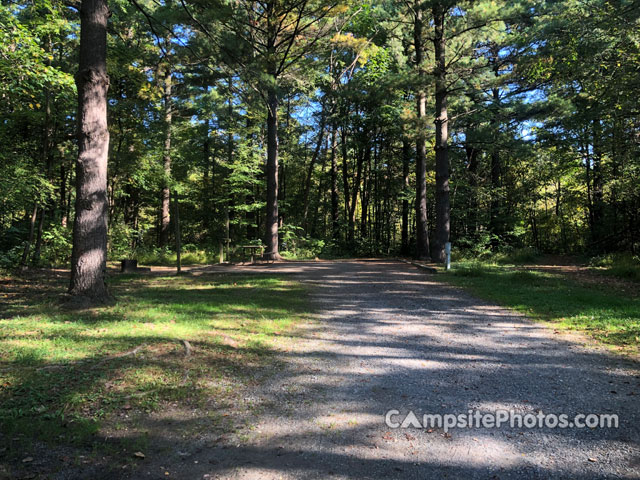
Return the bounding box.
[160,259,639,480]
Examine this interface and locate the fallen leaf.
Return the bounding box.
[22,457,33,463]
[133,452,145,459]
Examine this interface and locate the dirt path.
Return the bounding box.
[137,260,639,479]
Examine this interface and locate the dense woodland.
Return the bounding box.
[1,0,639,300]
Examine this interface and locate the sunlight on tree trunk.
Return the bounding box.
[69,0,111,304]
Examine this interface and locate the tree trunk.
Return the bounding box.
[340,124,351,225]
[591,119,605,247]
[414,2,430,260]
[69,0,110,303]
[265,84,281,259]
[432,2,450,263]
[465,143,479,235]
[349,139,365,245]
[33,208,46,265]
[174,192,181,274]
[20,204,38,268]
[60,164,68,228]
[330,124,339,239]
[159,65,172,247]
[302,111,326,226]
[401,138,410,254]
[489,78,502,240]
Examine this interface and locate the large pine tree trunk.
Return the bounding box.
[69,0,110,303]
[340,125,350,224]
[432,2,450,263]
[159,65,172,247]
[401,138,411,254]
[489,53,502,241]
[414,2,430,260]
[265,85,281,259]
[465,143,479,235]
[174,192,181,274]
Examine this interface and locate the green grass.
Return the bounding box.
[588,252,640,282]
[0,271,310,458]
[441,262,640,353]
[135,248,214,266]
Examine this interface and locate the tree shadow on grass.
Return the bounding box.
[0,269,312,478]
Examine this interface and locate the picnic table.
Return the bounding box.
[240,245,264,263]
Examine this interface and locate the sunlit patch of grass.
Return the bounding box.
[0,271,310,457]
[442,263,640,353]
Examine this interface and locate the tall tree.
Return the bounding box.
[68,0,111,303]
[159,63,172,247]
[218,0,342,259]
[431,1,450,262]
[412,0,431,260]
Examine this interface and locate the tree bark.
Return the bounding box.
[330,123,339,239]
[60,164,68,228]
[33,208,46,264]
[302,110,326,226]
[265,85,281,259]
[348,138,365,245]
[465,143,479,235]
[591,119,605,247]
[340,124,350,225]
[159,65,172,247]
[20,204,38,268]
[432,2,450,263]
[174,192,181,274]
[69,0,111,303]
[401,138,411,254]
[414,2,430,260]
[488,51,502,241]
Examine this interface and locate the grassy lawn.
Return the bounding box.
[440,262,640,354]
[0,270,310,467]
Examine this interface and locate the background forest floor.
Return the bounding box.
[439,254,640,356]
[0,269,311,478]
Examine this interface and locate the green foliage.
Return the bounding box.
[279,224,326,259]
[39,224,72,266]
[1,0,639,270]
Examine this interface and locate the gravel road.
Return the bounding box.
[172,260,640,479]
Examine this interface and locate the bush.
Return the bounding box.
[279,224,326,259]
[0,245,23,271]
[39,225,72,266]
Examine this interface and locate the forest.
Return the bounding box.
[1,0,639,302]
